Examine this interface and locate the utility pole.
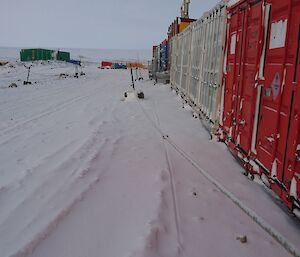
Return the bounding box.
[130,67,135,90]
[23,64,33,85]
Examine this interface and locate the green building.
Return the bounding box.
[20,48,71,62]
[20,48,55,62]
[56,51,70,62]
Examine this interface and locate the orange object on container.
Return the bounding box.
[127,63,145,69]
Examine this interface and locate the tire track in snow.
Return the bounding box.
[0,65,78,109]
[14,135,124,257]
[0,87,102,147]
[137,94,300,257]
[151,100,185,257]
[0,123,123,257]
[0,77,112,138]
[0,140,78,200]
[0,117,108,224]
[0,81,118,191]
[0,85,77,115]
[0,137,104,229]
[135,95,186,256]
[0,94,90,136]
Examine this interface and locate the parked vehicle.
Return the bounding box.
[111,63,127,69]
[68,59,81,66]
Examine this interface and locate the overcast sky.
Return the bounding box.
[0,0,218,49]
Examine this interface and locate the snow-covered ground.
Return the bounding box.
[0,61,299,257]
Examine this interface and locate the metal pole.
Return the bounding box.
[130,67,135,90]
[24,64,32,84]
[135,67,138,81]
[27,67,31,83]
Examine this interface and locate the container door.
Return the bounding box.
[222,4,247,141]
[256,0,293,175]
[180,29,192,94]
[189,23,201,103]
[233,1,263,153]
[199,19,210,111]
[279,0,300,192]
[176,36,184,89]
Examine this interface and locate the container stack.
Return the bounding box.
[151,15,196,84]
[152,0,300,217]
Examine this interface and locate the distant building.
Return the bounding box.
[20,48,70,62]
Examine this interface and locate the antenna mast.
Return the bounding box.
[181,0,190,18]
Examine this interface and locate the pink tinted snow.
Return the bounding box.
[0,61,298,257]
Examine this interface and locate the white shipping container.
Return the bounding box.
[170,1,227,131]
[179,26,193,95]
[170,35,182,90]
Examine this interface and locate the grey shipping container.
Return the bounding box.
[170,1,227,132]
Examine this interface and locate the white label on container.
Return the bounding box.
[230,33,237,54]
[269,19,287,49]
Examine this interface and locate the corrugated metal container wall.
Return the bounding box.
[196,3,227,124]
[167,40,172,71]
[36,49,54,60]
[20,49,31,62]
[220,0,300,212]
[170,38,176,87]
[57,51,70,62]
[170,1,227,128]
[152,45,159,80]
[20,49,38,62]
[221,0,264,153]
[159,40,168,72]
[20,48,55,62]
[171,34,183,90]
[188,20,202,105]
[179,26,193,95]
[156,45,161,73]
[168,20,178,70]
[167,18,196,74]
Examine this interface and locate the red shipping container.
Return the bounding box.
[221,0,300,211]
[101,61,112,69]
[256,0,300,210]
[221,0,264,157]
